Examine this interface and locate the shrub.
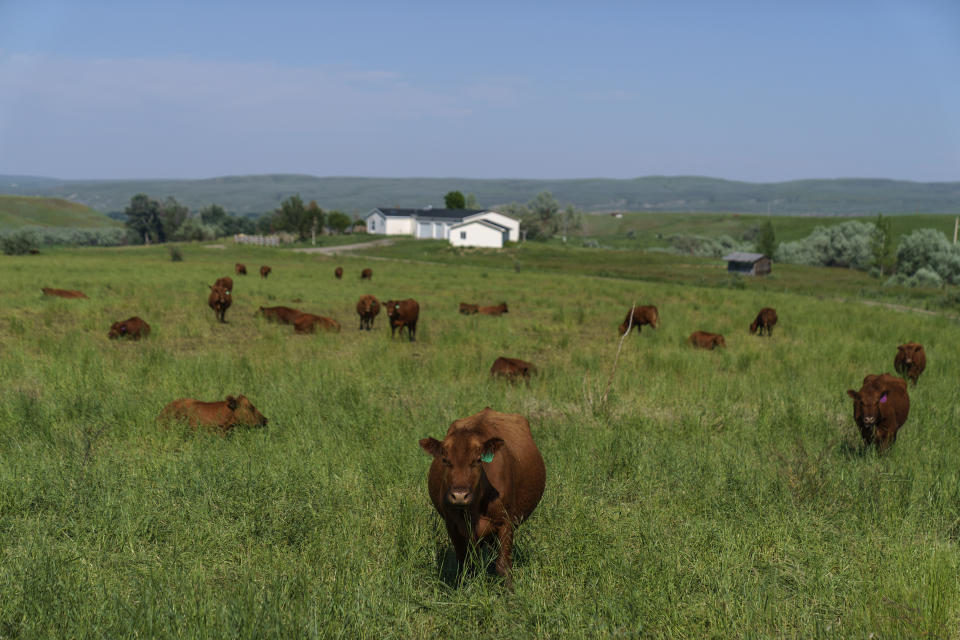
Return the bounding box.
[669,233,746,258]
[895,229,960,285]
[169,246,184,262]
[0,229,39,255]
[775,221,874,269]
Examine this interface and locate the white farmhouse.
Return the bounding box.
[363,207,519,248]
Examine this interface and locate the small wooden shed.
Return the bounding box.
[723,252,772,276]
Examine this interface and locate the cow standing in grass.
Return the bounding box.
[260,265,272,278]
[385,299,419,341]
[750,307,778,337]
[356,295,381,330]
[235,263,247,275]
[894,343,926,385]
[208,284,232,323]
[619,305,659,335]
[847,373,910,450]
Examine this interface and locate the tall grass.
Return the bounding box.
[1,244,959,637]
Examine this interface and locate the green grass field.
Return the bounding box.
[2,244,959,638]
[0,195,121,229]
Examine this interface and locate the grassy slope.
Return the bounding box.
[1,245,959,637]
[0,195,120,229]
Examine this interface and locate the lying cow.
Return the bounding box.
[42,287,87,299]
[688,331,726,349]
[490,357,537,384]
[157,395,267,432]
[385,298,419,341]
[619,305,660,335]
[847,373,910,450]
[293,313,341,334]
[235,263,247,275]
[258,306,303,324]
[419,408,546,589]
[356,294,381,331]
[361,268,373,280]
[749,307,778,337]
[478,302,509,316]
[208,284,232,323]
[894,342,926,385]
[334,267,343,280]
[459,302,479,315]
[108,316,151,340]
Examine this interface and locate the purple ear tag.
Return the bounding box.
[880,394,888,403]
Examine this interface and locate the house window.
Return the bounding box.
[370,220,376,231]
[460,231,466,239]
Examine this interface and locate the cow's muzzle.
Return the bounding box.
[446,489,472,507]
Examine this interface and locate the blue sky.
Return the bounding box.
[1,0,958,181]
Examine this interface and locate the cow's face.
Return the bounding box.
[108,322,126,339]
[227,394,268,427]
[715,335,727,348]
[899,344,920,364]
[847,387,888,430]
[210,285,231,305]
[420,434,505,508]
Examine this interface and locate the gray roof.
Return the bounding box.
[723,252,768,262]
[371,207,486,220]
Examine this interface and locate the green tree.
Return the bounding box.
[124,193,164,243]
[755,219,777,258]
[327,211,352,234]
[464,193,479,209]
[200,204,228,227]
[870,213,896,276]
[444,190,466,209]
[523,191,561,240]
[159,197,190,240]
[306,200,325,237]
[271,194,312,239]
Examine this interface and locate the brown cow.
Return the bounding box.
[108,316,151,340]
[490,357,537,384]
[208,284,232,323]
[41,287,87,299]
[214,276,234,291]
[749,307,778,337]
[687,331,726,349]
[847,373,910,450]
[894,342,926,385]
[258,306,302,325]
[478,302,509,316]
[334,267,343,279]
[293,313,341,334]
[419,408,546,589]
[459,302,479,315]
[385,298,419,341]
[361,268,373,280]
[619,305,660,335]
[260,265,271,278]
[157,395,268,432]
[235,263,247,275]
[356,294,381,331]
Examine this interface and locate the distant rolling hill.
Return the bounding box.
[0,195,122,229]
[2,174,960,217]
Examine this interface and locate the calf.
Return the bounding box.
[619,305,660,335]
[478,302,509,316]
[847,373,910,450]
[361,268,373,280]
[334,267,343,280]
[687,331,726,349]
[235,263,247,275]
[258,306,302,325]
[157,395,267,432]
[749,307,778,337]
[385,298,420,341]
[108,316,151,340]
[356,294,381,330]
[490,357,537,384]
[459,302,479,315]
[293,313,341,334]
[42,287,87,299]
[260,265,272,278]
[894,342,926,385]
[208,284,232,323]
[419,408,546,589]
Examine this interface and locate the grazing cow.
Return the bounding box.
[208,284,232,323]
[847,373,910,450]
[260,265,271,278]
[293,313,341,334]
[258,306,302,325]
[687,331,726,349]
[478,302,509,316]
[361,268,373,280]
[490,357,537,384]
[894,342,926,385]
[459,302,479,315]
[750,307,778,337]
[235,263,247,275]
[619,305,660,335]
[335,267,343,279]
[41,287,87,299]
[214,276,234,291]
[108,316,151,340]
[356,294,381,331]
[157,395,268,432]
[385,298,420,341]
[419,408,545,589]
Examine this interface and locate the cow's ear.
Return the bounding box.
[226,396,238,410]
[846,389,859,400]
[419,437,443,457]
[482,437,505,456]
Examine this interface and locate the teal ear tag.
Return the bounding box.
[480,452,494,463]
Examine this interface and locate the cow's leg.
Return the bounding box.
[409,322,416,342]
[445,519,469,579]
[494,522,515,590]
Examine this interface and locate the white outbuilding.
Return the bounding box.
[363,207,519,248]
[449,219,511,248]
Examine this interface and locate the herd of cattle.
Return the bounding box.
[38,262,930,588]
